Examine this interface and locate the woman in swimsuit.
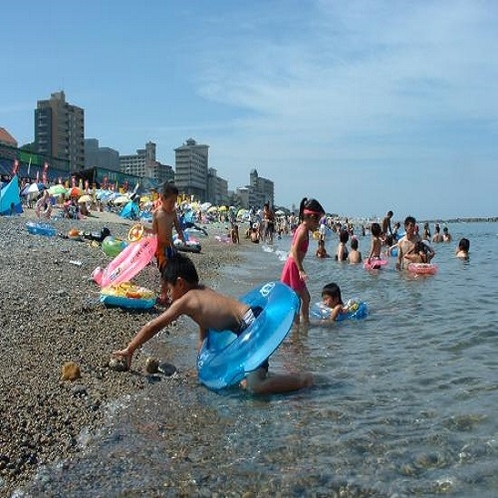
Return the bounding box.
[281,197,325,324]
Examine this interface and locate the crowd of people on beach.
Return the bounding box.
[9,173,471,396]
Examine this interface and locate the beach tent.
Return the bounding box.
[119,201,140,220]
[0,175,23,215]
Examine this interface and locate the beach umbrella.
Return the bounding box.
[200,202,212,212]
[207,206,218,213]
[78,194,92,203]
[218,205,228,212]
[68,186,83,197]
[113,195,130,205]
[275,209,285,216]
[140,195,151,203]
[48,184,67,196]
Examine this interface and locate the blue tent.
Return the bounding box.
[119,201,140,220]
[0,175,23,215]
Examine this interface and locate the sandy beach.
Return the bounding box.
[0,208,242,496]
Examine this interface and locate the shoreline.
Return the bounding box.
[0,210,244,496]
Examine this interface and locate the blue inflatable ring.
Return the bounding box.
[197,281,299,390]
[310,300,368,321]
[26,222,56,237]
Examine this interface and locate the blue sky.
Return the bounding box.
[2,0,497,219]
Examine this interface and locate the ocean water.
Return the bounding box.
[22,222,498,497]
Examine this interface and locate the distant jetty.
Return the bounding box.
[442,217,498,223]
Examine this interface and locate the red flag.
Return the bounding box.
[12,159,19,176]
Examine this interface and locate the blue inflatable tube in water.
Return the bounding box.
[197,281,299,390]
[310,300,368,321]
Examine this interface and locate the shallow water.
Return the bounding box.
[22,222,498,496]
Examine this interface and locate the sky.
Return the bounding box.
[2,0,498,220]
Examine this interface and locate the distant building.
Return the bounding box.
[35,91,85,172]
[0,127,17,148]
[234,170,274,209]
[207,167,228,206]
[85,139,120,171]
[174,138,209,200]
[120,141,174,187]
[0,127,18,161]
[174,137,229,204]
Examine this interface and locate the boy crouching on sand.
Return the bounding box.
[112,253,313,394]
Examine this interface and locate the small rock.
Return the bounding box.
[158,362,177,376]
[108,356,129,372]
[145,357,159,374]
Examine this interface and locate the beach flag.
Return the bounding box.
[36,170,40,183]
[27,157,31,177]
[71,176,76,188]
[12,160,19,176]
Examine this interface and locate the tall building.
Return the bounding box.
[248,169,274,208]
[174,138,209,200]
[120,141,174,186]
[35,91,85,172]
[207,167,228,205]
[85,139,120,171]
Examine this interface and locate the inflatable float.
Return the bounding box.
[310,299,368,321]
[26,222,56,237]
[100,281,156,309]
[173,238,201,253]
[185,227,209,238]
[197,281,299,390]
[407,263,438,275]
[92,235,158,288]
[363,257,388,270]
[215,235,231,244]
[102,236,128,257]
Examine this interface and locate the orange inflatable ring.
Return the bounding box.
[128,224,145,242]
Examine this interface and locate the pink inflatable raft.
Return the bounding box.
[364,257,389,270]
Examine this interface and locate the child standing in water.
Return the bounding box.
[152,182,186,306]
[366,222,383,266]
[281,197,325,324]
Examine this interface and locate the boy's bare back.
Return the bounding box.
[169,286,249,333]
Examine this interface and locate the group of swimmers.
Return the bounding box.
[315,214,470,265]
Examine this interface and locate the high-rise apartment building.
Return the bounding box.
[120,141,174,186]
[35,91,85,172]
[85,139,120,171]
[174,138,209,200]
